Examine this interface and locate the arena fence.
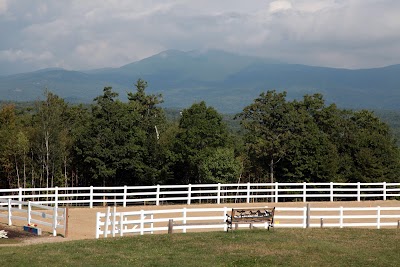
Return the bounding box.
[0,199,68,237]
[1,182,400,208]
[96,205,400,238]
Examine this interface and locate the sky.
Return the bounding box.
[0,0,400,75]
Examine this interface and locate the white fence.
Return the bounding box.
[1,182,399,208]
[96,205,400,238]
[0,199,67,237]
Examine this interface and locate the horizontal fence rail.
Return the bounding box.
[96,205,400,238]
[0,199,67,237]
[1,182,399,208]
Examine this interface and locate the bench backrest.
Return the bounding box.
[230,207,275,223]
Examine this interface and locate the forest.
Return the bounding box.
[0,79,399,189]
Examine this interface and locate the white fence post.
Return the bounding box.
[119,212,124,237]
[223,207,228,232]
[183,208,187,233]
[140,210,145,235]
[150,214,154,234]
[55,186,59,209]
[28,201,31,225]
[112,206,116,237]
[275,182,279,203]
[339,206,344,228]
[357,182,361,202]
[330,182,334,202]
[156,185,160,206]
[123,185,127,207]
[303,182,307,202]
[52,206,58,236]
[7,198,12,226]
[377,206,381,229]
[104,206,110,238]
[90,186,94,208]
[303,206,307,228]
[95,212,100,239]
[383,182,387,201]
[217,183,221,204]
[247,182,251,203]
[18,188,22,209]
[187,184,192,205]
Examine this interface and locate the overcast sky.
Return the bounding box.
[1,0,399,75]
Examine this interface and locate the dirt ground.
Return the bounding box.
[1,200,399,245]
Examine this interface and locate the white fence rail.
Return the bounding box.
[1,182,399,208]
[0,199,67,236]
[96,206,400,238]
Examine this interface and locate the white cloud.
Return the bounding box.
[0,0,400,74]
[269,0,293,13]
[0,49,53,63]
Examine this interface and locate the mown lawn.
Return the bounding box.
[0,228,399,266]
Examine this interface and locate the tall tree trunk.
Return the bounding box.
[270,158,274,184]
[40,156,44,188]
[64,156,68,187]
[23,154,26,188]
[51,162,55,188]
[15,155,20,188]
[45,130,50,189]
[31,151,35,188]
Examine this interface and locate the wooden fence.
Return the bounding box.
[0,199,68,237]
[1,182,399,208]
[95,205,400,238]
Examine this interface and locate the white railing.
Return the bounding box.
[95,205,400,238]
[1,182,399,208]
[0,199,67,237]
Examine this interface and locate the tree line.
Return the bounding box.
[1,79,399,189]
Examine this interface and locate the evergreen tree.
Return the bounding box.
[127,79,169,184]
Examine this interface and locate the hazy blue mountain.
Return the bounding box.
[0,49,399,113]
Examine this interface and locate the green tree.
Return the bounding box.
[237,91,298,183]
[0,104,18,188]
[76,87,146,186]
[277,95,340,182]
[238,91,400,184]
[346,110,400,182]
[31,91,70,188]
[127,79,169,184]
[172,101,232,184]
[198,147,242,183]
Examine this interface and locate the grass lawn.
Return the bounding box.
[0,228,399,266]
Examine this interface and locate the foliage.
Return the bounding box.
[172,101,235,184]
[238,91,400,183]
[198,147,242,183]
[1,83,399,188]
[237,91,300,183]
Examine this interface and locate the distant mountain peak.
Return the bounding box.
[155,49,186,58]
[33,67,66,73]
[1,49,400,113]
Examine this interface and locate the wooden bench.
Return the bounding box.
[226,207,275,232]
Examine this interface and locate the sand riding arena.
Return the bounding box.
[1,200,399,241]
[1,182,400,242]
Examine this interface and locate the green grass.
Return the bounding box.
[0,229,399,266]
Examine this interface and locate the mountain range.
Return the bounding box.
[1,49,399,113]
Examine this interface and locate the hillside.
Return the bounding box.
[0,50,399,113]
